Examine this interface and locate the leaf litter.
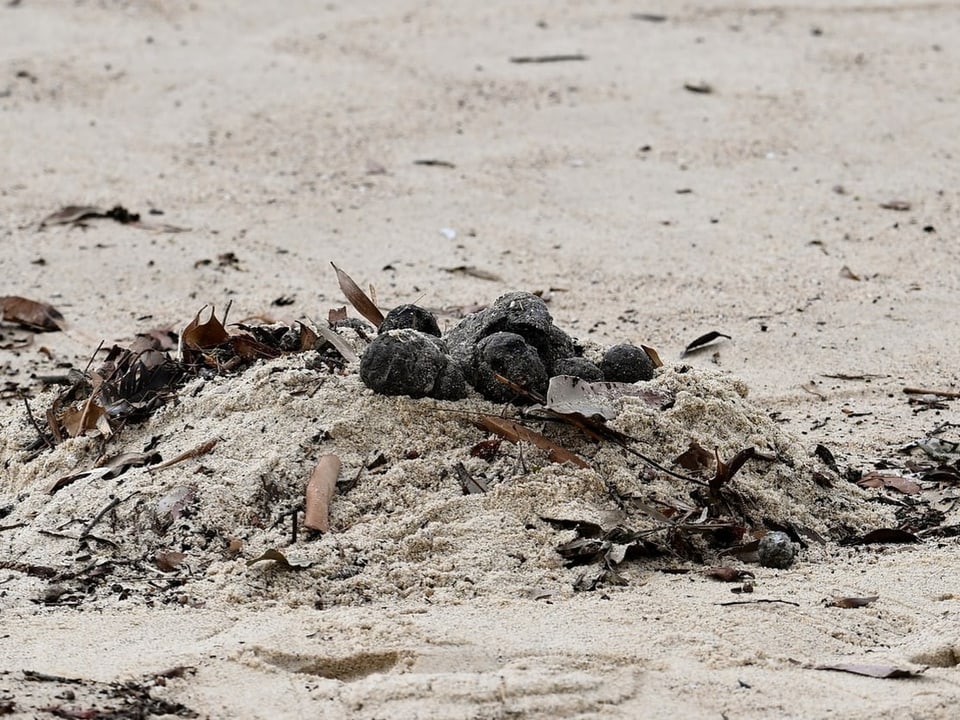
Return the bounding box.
[0,265,895,611]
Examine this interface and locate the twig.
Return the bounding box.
[80,497,120,540]
[20,393,54,450]
[904,387,960,399]
[148,438,218,472]
[716,598,801,607]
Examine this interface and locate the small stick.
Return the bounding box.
[20,393,54,450]
[904,387,960,399]
[148,438,218,472]
[79,496,120,541]
[291,510,299,545]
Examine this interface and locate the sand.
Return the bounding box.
[2,1,960,718]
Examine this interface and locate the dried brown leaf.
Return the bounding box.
[641,345,664,368]
[155,551,186,572]
[181,306,229,350]
[304,454,341,532]
[879,200,911,212]
[474,415,589,468]
[149,439,218,472]
[331,262,385,326]
[0,296,65,331]
[857,472,921,495]
[675,441,714,473]
[682,331,731,356]
[827,595,879,609]
[40,205,105,226]
[705,566,755,582]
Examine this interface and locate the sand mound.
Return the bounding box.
[0,348,887,611]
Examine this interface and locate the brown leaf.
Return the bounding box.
[331,262,384,326]
[710,447,772,492]
[857,528,920,544]
[181,306,229,350]
[327,306,348,325]
[469,438,502,461]
[641,345,664,368]
[675,441,714,473]
[246,548,312,570]
[304,454,340,532]
[839,265,861,281]
[705,566,755,582]
[0,296,65,331]
[297,321,319,351]
[154,551,186,572]
[474,415,589,468]
[229,334,282,361]
[149,439,218,473]
[857,472,921,495]
[60,400,107,438]
[814,663,921,679]
[827,595,879,609]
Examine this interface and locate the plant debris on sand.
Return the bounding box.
[0,267,897,612]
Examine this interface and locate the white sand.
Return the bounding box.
[2,1,960,718]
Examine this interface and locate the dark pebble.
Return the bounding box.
[473,331,548,403]
[378,304,441,337]
[600,344,655,383]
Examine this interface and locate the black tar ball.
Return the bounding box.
[552,356,604,382]
[359,329,466,400]
[378,304,441,337]
[600,344,655,383]
[473,331,548,403]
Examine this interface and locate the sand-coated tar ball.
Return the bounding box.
[472,331,548,403]
[552,356,604,382]
[378,304,441,337]
[359,329,466,400]
[600,343,655,383]
[757,531,797,569]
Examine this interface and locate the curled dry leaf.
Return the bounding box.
[304,454,341,532]
[675,441,714,473]
[181,306,229,350]
[0,296,65,331]
[705,566,755,582]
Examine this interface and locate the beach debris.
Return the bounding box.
[552,356,604,382]
[879,200,912,212]
[413,158,455,168]
[474,415,589,468]
[154,551,186,572]
[154,485,197,532]
[39,204,187,232]
[454,462,487,494]
[683,81,713,94]
[469,438,502,461]
[360,329,467,400]
[705,566,755,582]
[473,332,548,402]
[903,386,960,400]
[331,262,384,326]
[682,331,731,357]
[542,375,673,421]
[757,531,797,568]
[857,472,921,495]
[509,54,588,64]
[849,528,920,544]
[826,595,879,609]
[632,12,668,22]
[149,439,218,473]
[839,265,861,281]
[814,663,922,679]
[378,304,441,336]
[246,549,312,570]
[442,265,502,281]
[0,296,64,331]
[304,454,341,532]
[710,447,771,492]
[675,440,714,473]
[599,343,655,383]
[49,450,161,494]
